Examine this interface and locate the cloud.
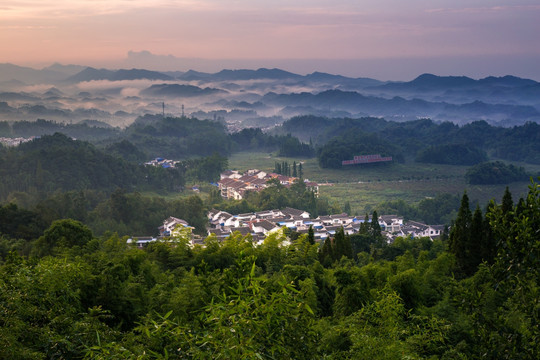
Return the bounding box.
[425,5,540,14]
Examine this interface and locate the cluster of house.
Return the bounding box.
[144,157,179,169]
[0,136,36,147]
[127,209,445,248]
[218,169,319,200]
[206,207,445,245]
[127,216,195,247]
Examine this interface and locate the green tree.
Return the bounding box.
[449,192,473,276]
[370,210,382,238]
[33,218,93,257]
[308,225,315,245]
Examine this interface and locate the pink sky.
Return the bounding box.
[1,0,540,79]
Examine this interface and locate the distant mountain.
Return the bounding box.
[305,72,384,88]
[141,84,227,97]
[373,73,539,92]
[0,63,68,84]
[0,92,40,102]
[262,89,540,124]
[111,69,173,81]
[177,68,302,82]
[42,63,86,76]
[176,68,384,89]
[43,87,65,97]
[66,67,173,83]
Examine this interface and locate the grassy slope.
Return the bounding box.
[228,152,539,215]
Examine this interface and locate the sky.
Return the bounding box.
[1,0,540,80]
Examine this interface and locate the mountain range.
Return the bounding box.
[0,62,539,128]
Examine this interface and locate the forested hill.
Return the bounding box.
[122,115,233,158]
[0,181,538,358]
[0,133,184,198]
[278,116,540,164]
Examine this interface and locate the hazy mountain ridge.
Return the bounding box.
[0,62,539,128]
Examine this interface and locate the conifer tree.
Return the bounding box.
[343,201,351,216]
[468,205,484,274]
[320,237,334,266]
[449,192,472,276]
[370,210,382,237]
[501,186,514,223]
[293,161,297,177]
[307,225,315,245]
[501,186,514,214]
[333,226,353,260]
[359,214,370,235]
[482,200,497,264]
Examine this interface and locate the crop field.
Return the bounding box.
[228,152,538,214]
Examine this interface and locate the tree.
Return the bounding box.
[468,205,484,273]
[33,218,93,256]
[449,192,473,276]
[320,237,334,267]
[343,201,352,216]
[370,210,382,238]
[307,225,315,245]
[331,227,353,261]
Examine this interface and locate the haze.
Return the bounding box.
[1,0,540,80]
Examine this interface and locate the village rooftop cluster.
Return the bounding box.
[129,208,445,248]
[0,136,37,147]
[218,169,319,200]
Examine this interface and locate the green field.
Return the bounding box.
[228,152,539,215]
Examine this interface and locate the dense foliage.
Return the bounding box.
[279,116,540,165]
[0,181,538,358]
[378,193,461,225]
[209,179,334,218]
[0,119,119,141]
[317,129,401,168]
[123,115,232,158]
[465,161,531,184]
[416,143,488,165]
[278,134,314,157]
[0,133,184,200]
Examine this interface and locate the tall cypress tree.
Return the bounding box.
[359,214,370,235]
[501,186,514,224]
[468,205,484,274]
[370,210,382,238]
[307,225,315,245]
[333,226,352,260]
[501,186,514,214]
[320,237,334,267]
[482,200,497,264]
[449,192,472,276]
[343,201,351,216]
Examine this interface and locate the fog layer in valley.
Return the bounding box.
[1,63,539,131]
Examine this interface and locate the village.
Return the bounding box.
[128,169,445,248]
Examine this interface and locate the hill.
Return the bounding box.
[0,133,184,200]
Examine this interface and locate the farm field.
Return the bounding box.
[228,152,538,215]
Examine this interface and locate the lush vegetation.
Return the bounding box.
[0,119,119,141]
[465,161,532,184]
[208,179,336,218]
[278,116,540,165]
[0,133,185,199]
[416,143,488,165]
[0,182,538,358]
[317,129,402,168]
